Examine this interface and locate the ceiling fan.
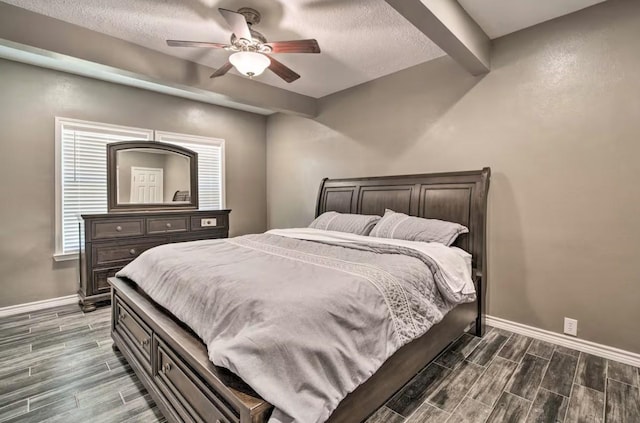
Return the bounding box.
[167,7,321,83]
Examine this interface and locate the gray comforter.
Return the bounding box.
[117,228,475,423]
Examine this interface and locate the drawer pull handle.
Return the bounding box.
[115,225,123,232]
[129,249,136,255]
[119,313,127,321]
[165,222,172,228]
[141,338,150,347]
[162,363,172,373]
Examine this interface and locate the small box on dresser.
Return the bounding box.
[79,209,230,312]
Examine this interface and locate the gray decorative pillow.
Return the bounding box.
[370,209,468,246]
[309,211,381,236]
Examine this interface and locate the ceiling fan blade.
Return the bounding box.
[264,39,321,54]
[210,62,233,78]
[167,40,229,49]
[218,8,252,41]
[267,56,300,83]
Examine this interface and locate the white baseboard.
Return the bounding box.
[486,315,640,368]
[0,295,79,318]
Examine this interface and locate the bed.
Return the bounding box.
[108,167,491,423]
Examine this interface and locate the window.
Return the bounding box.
[55,118,225,260]
[55,118,153,260]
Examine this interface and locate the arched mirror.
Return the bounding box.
[107,141,198,212]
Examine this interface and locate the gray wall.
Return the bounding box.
[0,58,267,307]
[267,0,640,353]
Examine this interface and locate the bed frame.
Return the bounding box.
[108,167,491,423]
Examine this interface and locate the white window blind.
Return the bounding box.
[155,131,225,211]
[56,119,153,257]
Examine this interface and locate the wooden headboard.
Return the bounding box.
[315,168,491,274]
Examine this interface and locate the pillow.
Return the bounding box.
[309,211,381,236]
[369,209,468,246]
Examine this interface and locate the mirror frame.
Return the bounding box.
[107,141,198,212]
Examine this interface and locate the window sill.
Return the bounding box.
[53,252,79,262]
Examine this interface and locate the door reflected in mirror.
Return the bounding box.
[116,148,191,205]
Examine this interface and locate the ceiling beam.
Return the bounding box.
[385,0,491,75]
[0,2,317,117]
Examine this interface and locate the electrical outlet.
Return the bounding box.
[564,317,578,336]
[201,218,217,227]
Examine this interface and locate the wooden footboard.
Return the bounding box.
[110,276,478,423]
[109,277,272,423]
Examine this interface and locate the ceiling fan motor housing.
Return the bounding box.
[238,7,261,26]
[229,32,269,50]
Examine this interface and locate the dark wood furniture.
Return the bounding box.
[108,168,491,423]
[110,277,271,423]
[107,141,199,212]
[79,209,230,312]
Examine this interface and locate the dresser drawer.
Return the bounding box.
[155,340,236,423]
[114,298,152,370]
[93,240,165,267]
[147,217,188,234]
[93,267,120,293]
[191,214,228,231]
[92,219,144,240]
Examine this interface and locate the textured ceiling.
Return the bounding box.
[458,0,606,39]
[0,0,446,98]
[2,0,608,97]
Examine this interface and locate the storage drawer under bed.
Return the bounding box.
[114,297,152,373]
[154,339,238,423]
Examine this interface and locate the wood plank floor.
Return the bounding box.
[0,305,164,423]
[1,304,639,423]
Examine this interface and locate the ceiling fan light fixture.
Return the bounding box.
[229,51,270,77]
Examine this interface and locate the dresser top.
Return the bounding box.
[82,209,231,219]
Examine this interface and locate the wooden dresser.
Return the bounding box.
[79,209,230,311]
